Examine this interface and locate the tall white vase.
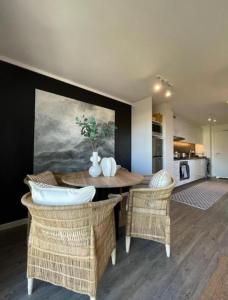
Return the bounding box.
[89,152,102,177]
[101,157,117,177]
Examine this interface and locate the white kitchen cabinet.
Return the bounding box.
[188,160,195,180]
[199,159,207,178]
[190,159,202,180]
[173,115,202,144]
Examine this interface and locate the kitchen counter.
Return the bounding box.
[174,157,207,161]
[173,158,207,186]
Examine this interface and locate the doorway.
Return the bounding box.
[213,130,228,178]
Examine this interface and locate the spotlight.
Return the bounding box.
[153,82,162,92]
[208,115,217,123]
[165,89,172,98]
[153,77,163,92]
[153,75,173,98]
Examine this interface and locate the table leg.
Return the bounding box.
[114,187,124,240]
[114,203,120,240]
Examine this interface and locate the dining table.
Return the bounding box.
[62,168,144,237]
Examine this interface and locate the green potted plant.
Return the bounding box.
[76,116,116,177]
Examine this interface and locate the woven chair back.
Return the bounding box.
[22,193,121,257]
[129,179,175,216]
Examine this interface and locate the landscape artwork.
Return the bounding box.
[34,89,115,173]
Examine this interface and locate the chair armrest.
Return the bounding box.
[108,192,128,199]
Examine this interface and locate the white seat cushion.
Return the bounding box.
[29,181,96,206]
[149,170,172,188]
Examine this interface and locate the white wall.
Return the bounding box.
[131,97,153,174]
[153,102,174,175]
[202,125,211,157]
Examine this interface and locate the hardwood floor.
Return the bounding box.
[1,181,228,300]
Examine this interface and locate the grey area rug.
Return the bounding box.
[171,181,228,210]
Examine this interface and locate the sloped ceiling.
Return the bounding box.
[1,0,228,124]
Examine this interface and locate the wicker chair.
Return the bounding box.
[24,171,62,236]
[125,178,175,257]
[24,170,60,187]
[21,192,121,300]
[107,175,155,228]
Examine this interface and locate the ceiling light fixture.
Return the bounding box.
[153,82,162,92]
[208,115,217,123]
[153,75,173,98]
[165,89,172,98]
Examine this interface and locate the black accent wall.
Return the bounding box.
[0,61,131,224]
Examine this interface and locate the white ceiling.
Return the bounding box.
[1,0,228,125]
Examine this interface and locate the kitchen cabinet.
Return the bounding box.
[173,158,207,186]
[199,159,207,178]
[173,115,202,144]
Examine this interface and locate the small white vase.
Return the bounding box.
[101,157,117,177]
[89,152,102,177]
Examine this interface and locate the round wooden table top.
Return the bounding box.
[62,168,144,188]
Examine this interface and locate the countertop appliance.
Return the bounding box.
[174,151,180,158]
[152,136,163,173]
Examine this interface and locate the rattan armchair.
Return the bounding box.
[21,192,121,300]
[24,171,61,236]
[24,170,60,187]
[125,178,175,257]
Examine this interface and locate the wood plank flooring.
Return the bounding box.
[1,180,228,300]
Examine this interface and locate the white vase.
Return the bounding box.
[89,152,102,177]
[101,157,117,177]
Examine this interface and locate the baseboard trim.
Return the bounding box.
[0,218,28,231]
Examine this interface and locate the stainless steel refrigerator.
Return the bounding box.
[152,136,163,173]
